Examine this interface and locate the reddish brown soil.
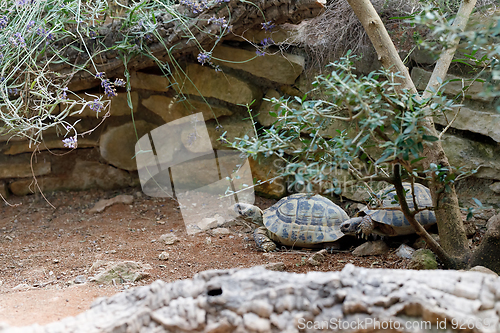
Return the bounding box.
[0,187,411,327]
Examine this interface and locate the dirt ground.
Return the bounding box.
[0,187,444,327]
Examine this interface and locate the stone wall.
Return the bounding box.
[409,49,500,208]
[0,24,499,208]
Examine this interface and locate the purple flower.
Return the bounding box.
[180,0,209,14]
[208,16,228,28]
[0,16,8,30]
[36,27,55,43]
[95,72,105,79]
[89,99,103,113]
[60,87,68,100]
[260,37,274,46]
[261,21,275,32]
[26,20,35,30]
[114,78,126,87]
[256,49,266,56]
[9,33,26,48]
[197,51,211,65]
[16,0,32,6]
[62,136,77,149]
[101,79,117,98]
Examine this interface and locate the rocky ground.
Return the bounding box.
[0,187,492,327]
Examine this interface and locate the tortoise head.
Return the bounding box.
[340,217,364,235]
[232,203,264,226]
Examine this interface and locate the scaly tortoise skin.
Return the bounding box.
[340,183,436,237]
[234,193,349,252]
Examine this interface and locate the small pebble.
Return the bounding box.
[74,275,86,284]
[158,252,169,261]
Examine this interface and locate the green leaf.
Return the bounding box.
[411,157,426,164]
[472,198,483,207]
[69,44,85,52]
[422,135,439,142]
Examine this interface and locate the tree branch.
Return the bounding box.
[392,165,466,269]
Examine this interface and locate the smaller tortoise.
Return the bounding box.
[340,183,436,238]
[234,193,349,252]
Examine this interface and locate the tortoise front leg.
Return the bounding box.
[253,227,277,252]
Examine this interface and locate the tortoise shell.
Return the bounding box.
[263,193,349,247]
[361,183,436,235]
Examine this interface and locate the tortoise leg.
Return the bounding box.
[253,227,277,252]
[323,241,341,254]
[359,216,375,239]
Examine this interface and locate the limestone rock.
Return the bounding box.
[469,265,498,276]
[412,67,489,102]
[89,261,150,284]
[2,133,99,155]
[262,262,285,271]
[257,90,282,127]
[307,249,327,266]
[0,154,51,179]
[395,244,415,259]
[212,45,305,84]
[7,264,500,333]
[408,249,438,270]
[211,227,231,235]
[130,71,171,92]
[490,182,500,194]
[159,233,179,245]
[441,133,500,180]
[455,178,500,208]
[89,195,134,214]
[486,213,500,232]
[0,132,28,143]
[0,181,8,199]
[172,63,262,105]
[142,95,233,123]
[413,234,440,249]
[248,156,286,199]
[352,240,389,256]
[74,275,86,284]
[158,252,169,261]
[9,160,138,195]
[434,106,500,143]
[100,120,157,171]
[227,25,297,44]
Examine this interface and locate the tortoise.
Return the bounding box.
[233,193,349,252]
[340,183,436,238]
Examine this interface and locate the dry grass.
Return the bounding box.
[287,0,498,71]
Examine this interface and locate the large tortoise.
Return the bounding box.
[234,193,349,252]
[340,183,436,238]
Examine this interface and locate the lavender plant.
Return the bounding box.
[0,0,274,149]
